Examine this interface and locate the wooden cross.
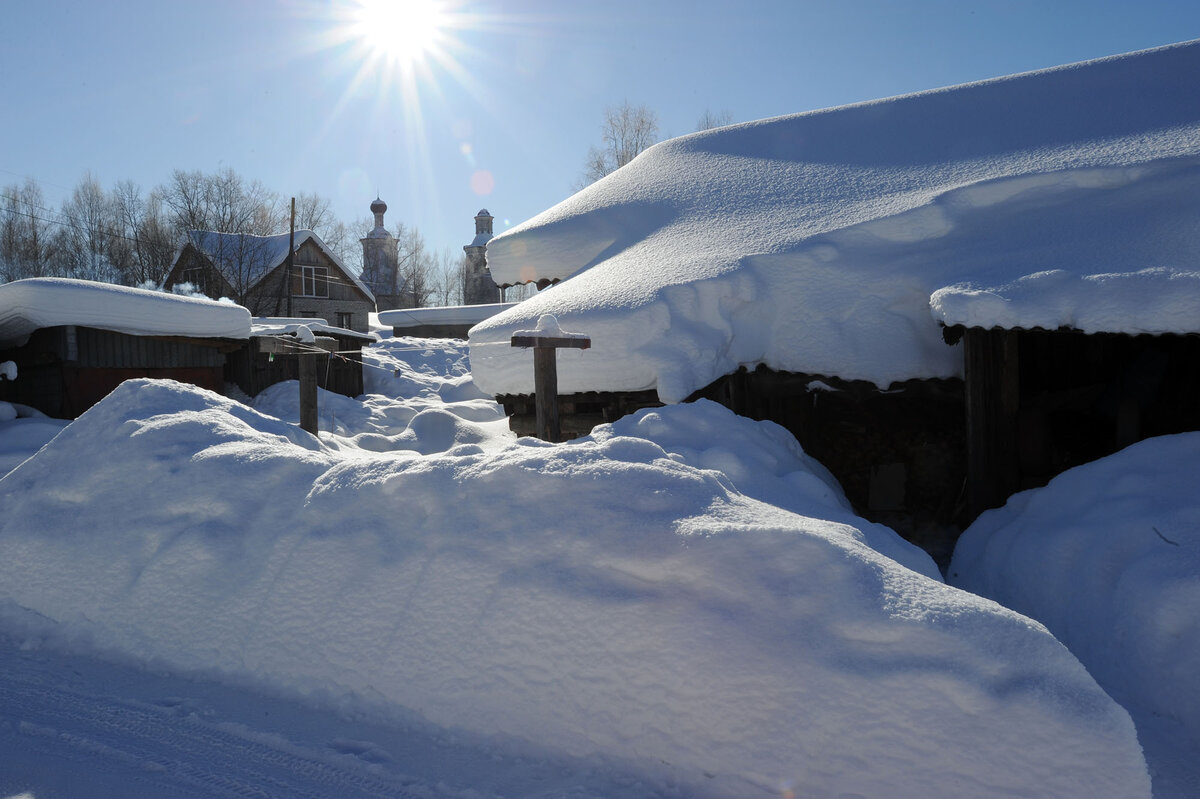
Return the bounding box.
[511,315,590,442]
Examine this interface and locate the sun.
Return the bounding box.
[351,0,449,67]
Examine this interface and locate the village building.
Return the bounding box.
[359,197,409,311]
[0,278,250,418]
[462,209,502,305]
[165,229,375,333]
[467,41,1200,553]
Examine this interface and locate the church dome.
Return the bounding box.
[371,197,388,214]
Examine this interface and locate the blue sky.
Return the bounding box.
[2,0,1198,258]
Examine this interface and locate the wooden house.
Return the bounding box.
[466,42,1200,554]
[166,230,375,333]
[0,278,250,418]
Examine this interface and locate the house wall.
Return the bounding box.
[958,327,1200,519]
[216,241,373,331]
[164,246,237,299]
[224,334,365,399]
[0,325,237,418]
[689,367,966,559]
[167,240,374,332]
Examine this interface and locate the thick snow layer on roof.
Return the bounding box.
[378,302,516,328]
[251,317,378,342]
[949,433,1200,796]
[472,41,1200,401]
[0,378,1151,796]
[0,277,251,347]
[186,229,375,302]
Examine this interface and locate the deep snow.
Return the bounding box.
[950,434,1200,796]
[469,41,1200,402]
[0,277,251,348]
[0,336,1156,797]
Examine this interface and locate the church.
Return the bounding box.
[359,198,501,310]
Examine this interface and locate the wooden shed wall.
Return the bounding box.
[224,335,365,399]
[0,325,237,418]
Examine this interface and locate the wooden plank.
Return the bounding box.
[510,335,590,350]
[964,328,1020,519]
[533,346,559,442]
[298,353,319,435]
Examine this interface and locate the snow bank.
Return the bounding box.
[0,415,70,476]
[949,433,1200,795]
[471,41,1200,401]
[0,277,251,347]
[0,379,1150,796]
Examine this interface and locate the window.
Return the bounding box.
[300,265,329,297]
[336,312,354,330]
[180,267,209,295]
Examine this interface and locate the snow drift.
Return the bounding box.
[0,379,1151,796]
[470,40,1200,402]
[950,433,1200,795]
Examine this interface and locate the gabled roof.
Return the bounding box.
[183,230,375,303]
[470,40,1200,402]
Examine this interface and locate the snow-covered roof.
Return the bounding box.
[467,231,493,248]
[379,302,516,329]
[471,40,1200,402]
[185,229,376,302]
[251,317,377,343]
[0,278,251,348]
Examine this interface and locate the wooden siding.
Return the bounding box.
[0,325,237,418]
[957,327,1200,520]
[497,390,662,441]
[225,334,365,399]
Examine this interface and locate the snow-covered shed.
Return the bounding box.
[468,40,1200,548]
[378,302,517,339]
[0,278,250,418]
[166,229,376,333]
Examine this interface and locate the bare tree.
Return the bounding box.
[58,172,120,282]
[696,108,734,131]
[1,179,59,281]
[138,190,185,286]
[427,248,466,307]
[579,101,659,187]
[159,167,281,237]
[395,224,432,307]
[293,191,333,233]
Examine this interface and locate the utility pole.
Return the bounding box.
[286,196,295,318]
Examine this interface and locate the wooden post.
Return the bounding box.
[964,327,1020,520]
[286,197,295,318]
[298,352,319,435]
[512,317,591,442]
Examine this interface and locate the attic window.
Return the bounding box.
[300,265,329,298]
[180,267,209,295]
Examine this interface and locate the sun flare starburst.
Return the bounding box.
[351,0,449,67]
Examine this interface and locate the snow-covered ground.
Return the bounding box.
[950,434,1200,797]
[2,335,1187,797]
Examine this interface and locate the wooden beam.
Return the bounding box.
[511,324,591,443]
[964,328,1020,519]
[298,353,319,435]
